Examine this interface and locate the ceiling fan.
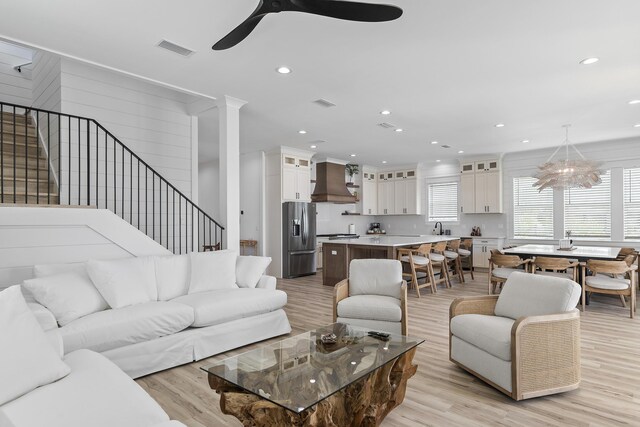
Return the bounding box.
[212,0,403,50]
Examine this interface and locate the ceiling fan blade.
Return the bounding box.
[213,14,266,50]
[291,0,402,22]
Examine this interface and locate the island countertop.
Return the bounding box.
[320,235,457,247]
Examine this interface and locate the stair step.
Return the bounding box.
[1,132,39,145]
[2,178,55,194]
[0,122,38,138]
[0,111,31,125]
[1,142,41,157]
[0,194,60,204]
[0,165,50,179]
[1,155,49,170]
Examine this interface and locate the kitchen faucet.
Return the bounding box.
[434,222,444,235]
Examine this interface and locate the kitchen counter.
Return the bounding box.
[321,235,455,287]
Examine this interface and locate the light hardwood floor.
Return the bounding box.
[137,272,640,427]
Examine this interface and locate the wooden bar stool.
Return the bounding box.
[430,241,451,289]
[397,244,436,297]
[458,238,474,281]
[444,239,465,284]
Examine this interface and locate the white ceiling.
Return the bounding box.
[1,0,640,165]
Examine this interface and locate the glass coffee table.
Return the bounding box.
[202,323,424,426]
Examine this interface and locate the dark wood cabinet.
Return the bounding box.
[322,243,348,287]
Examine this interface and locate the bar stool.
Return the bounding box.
[430,241,451,289]
[458,238,474,281]
[397,244,436,297]
[444,239,465,284]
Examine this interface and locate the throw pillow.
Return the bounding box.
[0,286,71,406]
[236,256,272,288]
[23,271,108,326]
[33,262,86,278]
[154,254,190,300]
[189,250,238,294]
[86,257,158,308]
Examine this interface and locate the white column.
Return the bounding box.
[218,95,247,252]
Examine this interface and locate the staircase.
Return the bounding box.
[0,102,223,253]
[1,110,58,204]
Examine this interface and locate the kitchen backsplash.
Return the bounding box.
[377,213,506,237]
[315,203,371,235]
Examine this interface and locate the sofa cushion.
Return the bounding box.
[171,289,287,327]
[337,295,402,322]
[189,250,238,294]
[236,256,272,288]
[450,314,514,361]
[349,259,402,299]
[154,254,190,301]
[87,257,158,308]
[0,349,170,427]
[22,271,108,326]
[0,286,70,406]
[33,262,86,278]
[60,302,194,353]
[494,272,581,320]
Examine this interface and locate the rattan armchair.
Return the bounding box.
[449,272,581,401]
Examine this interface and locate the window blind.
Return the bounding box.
[513,177,553,239]
[428,182,458,222]
[564,171,611,238]
[624,168,640,240]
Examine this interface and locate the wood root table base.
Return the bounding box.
[207,347,418,427]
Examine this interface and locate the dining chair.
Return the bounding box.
[582,259,637,318]
[445,239,465,284]
[431,241,451,289]
[458,238,474,281]
[488,252,531,294]
[397,243,436,297]
[532,257,579,282]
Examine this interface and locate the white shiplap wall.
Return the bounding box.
[0,206,170,289]
[32,51,61,111]
[60,60,195,197]
[0,51,32,106]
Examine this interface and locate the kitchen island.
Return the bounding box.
[322,235,456,286]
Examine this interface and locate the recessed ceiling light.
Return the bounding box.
[458,150,464,154]
[298,130,307,134]
[310,145,317,149]
[629,100,640,105]
[441,144,451,149]
[382,160,388,164]
[395,128,404,133]
[350,154,357,157]
[436,159,441,163]
[495,123,505,128]
[522,139,530,143]
[634,124,640,128]
[431,141,439,145]
[380,110,391,115]
[276,66,291,74]
[580,57,599,65]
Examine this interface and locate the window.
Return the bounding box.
[512,177,554,239]
[564,171,611,238]
[428,182,458,222]
[624,167,640,240]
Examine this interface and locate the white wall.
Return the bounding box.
[198,159,219,220]
[0,207,170,289]
[316,203,371,236]
[0,51,32,106]
[31,51,61,111]
[239,151,264,249]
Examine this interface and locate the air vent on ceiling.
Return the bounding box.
[378,122,395,129]
[441,144,451,148]
[157,40,195,57]
[313,98,337,108]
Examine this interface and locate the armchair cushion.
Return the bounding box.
[348,259,402,299]
[450,314,514,361]
[337,295,402,322]
[494,272,581,320]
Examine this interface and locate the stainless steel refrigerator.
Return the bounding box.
[282,202,317,278]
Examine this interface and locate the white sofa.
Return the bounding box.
[21,251,291,378]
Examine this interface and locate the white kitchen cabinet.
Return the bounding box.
[460,174,475,214]
[316,243,323,270]
[282,155,311,202]
[472,237,505,268]
[376,169,419,215]
[459,159,503,214]
[377,180,396,215]
[394,178,418,214]
[361,170,378,215]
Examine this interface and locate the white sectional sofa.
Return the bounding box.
[20,250,291,378]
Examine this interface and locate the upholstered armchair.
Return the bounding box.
[333,259,408,335]
[449,272,581,401]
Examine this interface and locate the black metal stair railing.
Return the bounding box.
[0,100,224,253]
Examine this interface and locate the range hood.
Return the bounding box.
[311,161,357,203]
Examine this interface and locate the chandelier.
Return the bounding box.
[533,125,603,192]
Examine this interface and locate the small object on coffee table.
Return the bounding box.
[320,332,337,344]
[368,331,391,341]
